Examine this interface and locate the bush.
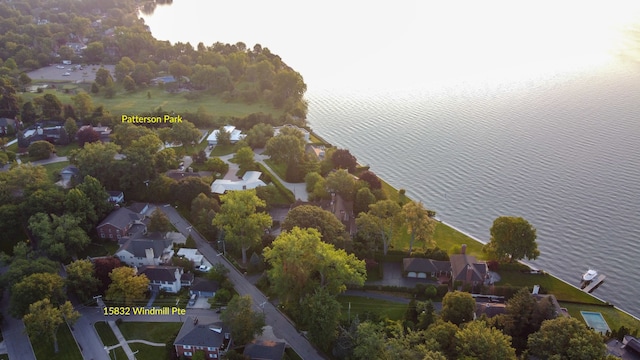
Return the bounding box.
[437,284,449,297]
[424,285,438,299]
[27,140,54,160]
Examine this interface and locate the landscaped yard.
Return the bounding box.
[31,323,82,360]
[560,302,640,333]
[94,321,127,359]
[40,161,70,182]
[117,322,181,343]
[497,270,604,304]
[337,295,408,322]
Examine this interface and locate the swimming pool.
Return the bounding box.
[581,311,611,334]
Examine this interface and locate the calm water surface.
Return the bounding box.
[141,0,640,317]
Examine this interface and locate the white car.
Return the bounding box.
[63,72,71,76]
[56,65,65,69]
[197,265,211,272]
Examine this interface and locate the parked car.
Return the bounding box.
[63,72,71,76]
[188,293,198,306]
[197,265,211,272]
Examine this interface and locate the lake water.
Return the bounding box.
[141,0,640,318]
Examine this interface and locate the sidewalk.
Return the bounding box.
[96,297,137,360]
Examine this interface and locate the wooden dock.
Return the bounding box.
[582,275,606,293]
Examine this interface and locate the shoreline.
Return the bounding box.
[434,217,640,321]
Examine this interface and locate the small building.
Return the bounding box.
[607,335,640,360]
[189,278,219,298]
[107,190,124,204]
[115,238,173,267]
[243,340,286,360]
[207,125,245,146]
[211,171,266,194]
[138,265,193,293]
[56,165,79,189]
[174,316,232,359]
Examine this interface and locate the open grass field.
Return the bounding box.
[337,295,408,322]
[31,324,82,360]
[117,322,181,343]
[21,86,283,120]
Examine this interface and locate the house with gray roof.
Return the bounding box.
[189,278,219,298]
[403,258,451,279]
[96,207,144,240]
[174,316,232,359]
[115,237,173,267]
[138,265,193,293]
[449,253,488,286]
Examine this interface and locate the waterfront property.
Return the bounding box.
[402,245,489,287]
[207,125,245,145]
[581,311,611,334]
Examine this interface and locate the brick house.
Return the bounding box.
[96,207,144,240]
[174,316,231,359]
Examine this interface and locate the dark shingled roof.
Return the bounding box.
[97,207,143,230]
[450,254,487,283]
[139,265,182,282]
[243,340,286,360]
[402,258,451,273]
[118,238,172,258]
[190,278,219,293]
[174,316,229,348]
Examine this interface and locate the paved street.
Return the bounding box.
[0,289,36,360]
[159,206,325,360]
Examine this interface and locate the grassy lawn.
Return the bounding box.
[497,270,604,304]
[264,159,287,181]
[127,343,167,360]
[40,161,70,182]
[151,288,191,308]
[54,142,80,156]
[560,302,640,333]
[210,143,239,156]
[94,322,127,359]
[380,179,409,205]
[31,324,82,360]
[285,347,303,360]
[117,322,182,343]
[21,87,283,120]
[337,295,407,322]
[390,222,486,258]
[77,240,119,258]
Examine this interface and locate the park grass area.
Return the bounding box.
[31,324,82,360]
[337,295,407,322]
[210,143,239,156]
[560,302,640,333]
[40,161,70,182]
[117,322,182,343]
[21,87,283,120]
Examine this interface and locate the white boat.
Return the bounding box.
[582,269,598,282]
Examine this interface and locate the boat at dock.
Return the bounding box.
[582,269,598,282]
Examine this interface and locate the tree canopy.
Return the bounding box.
[485,216,540,262]
[440,291,476,326]
[527,316,607,360]
[220,295,265,346]
[106,266,149,306]
[282,205,346,246]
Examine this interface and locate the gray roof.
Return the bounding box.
[174,316,229,348]
[97,207,143,230]
[139,265,182,282]
[118,238,172,258]
[450,254,487,283]
[402,258,451,273]
[127,202,149,214]
[190,278,220,293]
[244,340,286,360]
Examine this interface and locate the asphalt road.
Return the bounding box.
[0,289,37,360]
[159,205,326,360]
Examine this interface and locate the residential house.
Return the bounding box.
[607,335,640,360]
[56,165,79,188]
[306,144,326,161]
[138,265,193,293]
[449,252,488,286]
[243,340,286,360]
[96,207,144,240]
[107,190,124,204]
[127,202,150,216]
[211,171,266,194]
[0,118,17,135]
[273,124,310,143]
[177,248,205,266]
[207,125,245,146]
[189,278,219,298]
[402,258,451,279]
[115,237,173,267]
[174,316,232,359]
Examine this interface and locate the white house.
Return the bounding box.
[115,238,173,267]
[138,265,193,293]
[176,248,204,266]
[207,125,245,146]
[211,171,266,194]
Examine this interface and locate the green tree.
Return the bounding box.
[528,317,607,360]
[64,188,98,231]
[485,216,540,262]
[131,63,153,85]
[171,120,201,145]
[168,61,191,84]
[1,256,58,289]
[35,93,62,119]
[403,201,437,255]
[71,92,93,120]
[148,208,172,233]
[272,70,306,108]
[191,193,219,239]
[23,299,80,354]
[69,142,121,189]
[213,189,272,264]
[264,134,304,165]
[220,295,265,345]
[9,272,66,317]
[305,172,324,193]
[300,288,341,352]
[423,320,459,358]
[231,146,256,174]
[282,205,346,246]
[76,175,112,219]
[123,75,136,91]
[0,77,20,118]
[355,200,402,255]
[106,267,149,306]
[27,140,54,160]
[354,187,377,216]
[206,157,229,176]
[215,126,231,146]
[171,177,211,207]
[440,291,476,326]
[64,118,78,142]
[331,148,358,173]
[455,321,517,360]
[65,259,99,302]
[500,287,556,353]
[263,227,366,303]
[28,213,90,260]
[94,67,113,87]
[325,169,356,200]
[154,147,178,173]
[112,123,156,149]
[352,322,386,360]
[245,123,274,149]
